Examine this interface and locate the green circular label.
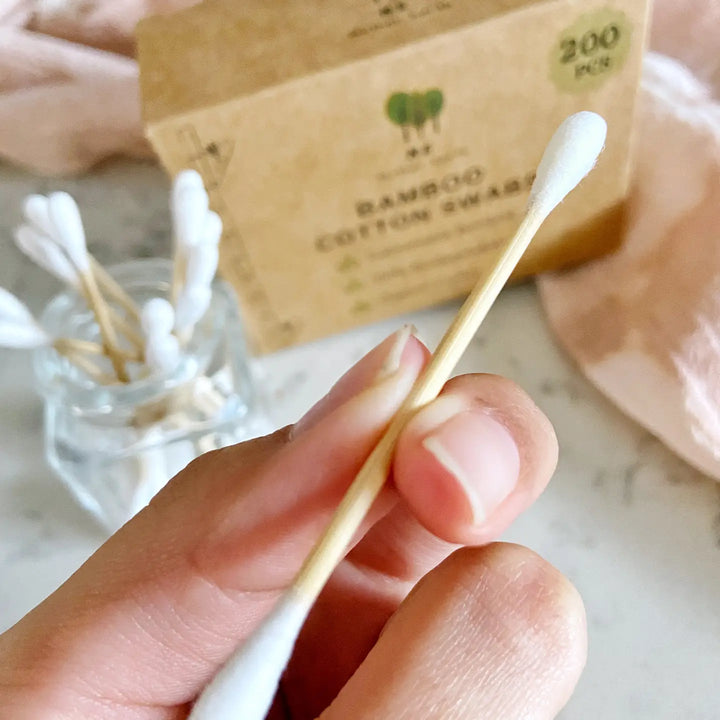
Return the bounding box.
[550,8,633,93]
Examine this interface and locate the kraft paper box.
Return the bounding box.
[137,0,651,353]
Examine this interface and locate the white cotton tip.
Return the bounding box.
[188,592,310,720]
[172,171,209,250]
[174,285,212,333]
[185,243,219,292]
[0,321,49,348]
[22,194,54,237]
[46,192,90,271]
[0,287,36,325]
[0,287,49,348]
[203,211,223,246]
[145,334,181,373]
[527,111,607,219]
[141,298,176,336]
[171,169,205,207]
[14,225,79,287]
[142,298,181,373]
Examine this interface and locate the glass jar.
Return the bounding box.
[33,259,271,533]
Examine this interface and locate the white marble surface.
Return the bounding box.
[1,160,719,719]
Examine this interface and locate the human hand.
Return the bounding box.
[0,329,585,719]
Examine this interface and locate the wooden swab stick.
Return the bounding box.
[53,337,141,363]
[46,192,130,383]
[53,343,115,384]
[90,257,142,324]
[52,337,104,355]
[187,111,608,720]
[106,310,145,354]
[78,269,129,381]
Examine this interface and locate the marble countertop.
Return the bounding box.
[1,160,719,719]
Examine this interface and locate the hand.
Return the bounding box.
[0,329,585,719]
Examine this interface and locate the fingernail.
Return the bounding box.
[291,325,417,437]
[374,324,416,383]
[422,407,520,525]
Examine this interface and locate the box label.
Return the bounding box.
[551,8,633,93]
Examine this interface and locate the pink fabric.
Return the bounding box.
[539,1,720,479]
[0,1,197,175]
[650,0,720,94]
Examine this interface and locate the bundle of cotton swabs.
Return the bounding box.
[0,170,220,385]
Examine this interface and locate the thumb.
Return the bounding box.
[321,543,587,720]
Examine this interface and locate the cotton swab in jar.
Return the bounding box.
[174,285,213,338]
[14,224,145,354]
[44,192,129,381]
[19,195,142,347]
[173,206,222,339]
[171,170,209,301]
[186,110,608,720]
[141,298,181,374]
[186,226,221,291]
[14,222,77,286]
[21,193,143,333]
[0,287,113,382]
[0,287,98,357]
[24,191,131,377]
[0,287,52,349]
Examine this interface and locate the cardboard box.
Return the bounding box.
[138,0,651,353]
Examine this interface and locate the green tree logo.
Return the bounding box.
[386,89,444,142]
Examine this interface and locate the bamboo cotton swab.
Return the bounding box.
[21,194,143,324]
[0,288,114,382]
[14,224,145,353]
[141,298,181,374]
[171,170,210,302]
[45,192,129,382]
[187,111,608,720]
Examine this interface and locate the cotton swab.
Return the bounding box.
[187,239,220,291]
[0,287,96,356]
[0,287,50,349]
[202,209,223,248]
[172,170,208,247]
[45,192,129,382]
[174,285,212,336]
[22,194,56,238]
[0,288,114,382]
[173,235,220,336]
[171,170,210,301]
[21,194,143,335]
[14,224,145,353]
[14,223,78,286]
[173,206,222,337]
[186,111,608,720]
[142,298,181,374]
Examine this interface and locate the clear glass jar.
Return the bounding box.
[33,259,271,533]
